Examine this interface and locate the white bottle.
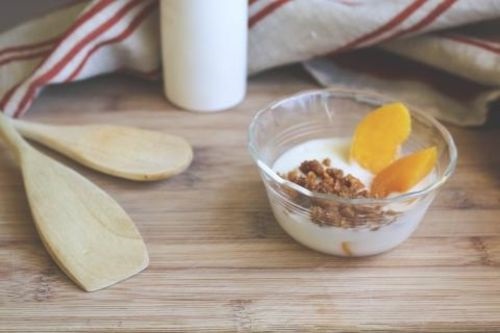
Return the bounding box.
[160,0,248,112]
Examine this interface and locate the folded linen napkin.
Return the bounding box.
[1,0,499,125]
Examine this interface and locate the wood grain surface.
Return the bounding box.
[0,66,499,332]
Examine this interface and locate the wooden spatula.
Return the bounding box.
[0,113,149,291]
[12,118,193,181]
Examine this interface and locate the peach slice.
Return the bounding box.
[351,102,411,173]
[371,146,438,197]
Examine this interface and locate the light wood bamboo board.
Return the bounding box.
[0,67,499,332]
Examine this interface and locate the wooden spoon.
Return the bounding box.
[12,118,193,181]
[0,113,149,291]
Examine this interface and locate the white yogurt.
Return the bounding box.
[270,138,436,256]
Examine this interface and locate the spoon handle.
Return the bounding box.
[11,118,56,143]
[0,113,30,162]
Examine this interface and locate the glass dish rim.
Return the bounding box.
[247,87,458,205]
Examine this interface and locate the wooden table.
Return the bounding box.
[1,66,499,332]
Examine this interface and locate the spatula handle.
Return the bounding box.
[0,112,30,162]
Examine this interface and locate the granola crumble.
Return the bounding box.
[280,158,398,229]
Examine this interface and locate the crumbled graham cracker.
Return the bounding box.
[280,159,398,229]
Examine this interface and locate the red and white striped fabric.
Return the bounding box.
[0,0,159,118]
[1,0,500,125]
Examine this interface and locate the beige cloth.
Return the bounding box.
[1,0,500,125]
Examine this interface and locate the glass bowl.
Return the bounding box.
[248,88,457,257]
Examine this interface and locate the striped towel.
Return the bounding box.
[1,0,500,125]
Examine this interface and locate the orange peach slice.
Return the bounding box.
[351,102,411,173]
[371,146,437,197]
